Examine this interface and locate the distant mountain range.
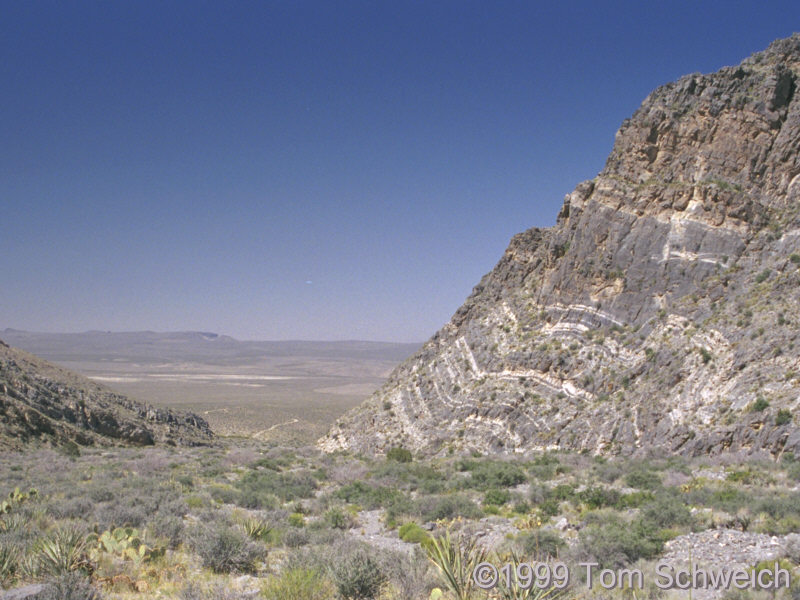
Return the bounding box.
[322,35,800,459]
[1,329,421,365]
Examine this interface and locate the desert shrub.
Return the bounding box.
[750,396,770,412]
[415,494,482,522]
[283,527,310,548]
[539,498,561,516]
[776,409,793,426]
[755,493,800,521]
[335,481,409,511]
[331,548,387,600]
[261,568,336,600]
[95,503,147,530]
[707,486,752,514]
[577,486,620,509]
[383,552,435,600]
[398,522,431,546]
[188,523,263,574]
[49,497,96,520]
[616,490,655,508]
[386,447,413,463]
[512,500,531,514]
[466,461,526,489]
[624,469,662,490]
[483,489,510,506]
[786,461,800,483]
[149,513,185,549]
[548,483,576,501]
[783,533,800,563]
[325,507,356,530]
[236,470,318,503]
[40,572,103,600]
[370,462,445,494]
[518,528,565,559]
[179,581,242,600]
[595,461,624,483]
[639,494,693,529]
[208,484,241,505]
[576,517,665,569]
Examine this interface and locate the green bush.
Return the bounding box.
[776,409,792,426]
[577,486,621,509]
[639,495,693,529]
[624,469,662,490]
[189,524,262,574]
[331,549,386,600]
[617,490,655,508]
[324,507,355,530]
[577,517,666,569]
[416,494,483,522]
[236,470,318,504]
[39,573,103,600]
[751,396,770,412]
[398,522,432,546]
[518,528,565,559]
[466,461,526,490]
[386,447,413,463]
[261,568,335,600]
[539,498,561,517]
[483,489,510,506]
[335,481,410,511]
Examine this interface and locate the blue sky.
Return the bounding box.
[2,1,799,342]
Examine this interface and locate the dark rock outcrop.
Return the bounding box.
[0,340,213,449]
[321,35,800,458]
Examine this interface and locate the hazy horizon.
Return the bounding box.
[1,327,422,345]
[3,2,800,342]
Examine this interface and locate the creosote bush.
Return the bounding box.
[188,523,263,574]
[331,548,387,600]
[261,567,336,600]
[386,447,413,463]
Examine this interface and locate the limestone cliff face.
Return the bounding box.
[321,35,800,458]
[0,339,213,449]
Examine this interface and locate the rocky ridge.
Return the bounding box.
[321,35,800,458]
[0,339,213,449]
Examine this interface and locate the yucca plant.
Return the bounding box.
[425,531,487,600]
[0,543,18,585]
[493,551,566,600]
[35,526,92,576]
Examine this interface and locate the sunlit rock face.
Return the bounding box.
[321,35,800,458]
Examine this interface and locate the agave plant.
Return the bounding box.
[425,531,487,600]
[239,516,273,542]
[35,526,92,576]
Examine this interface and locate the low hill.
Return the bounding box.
[0,338,213,450]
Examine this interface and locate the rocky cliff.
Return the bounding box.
[321,35,800,458]
[0,339,213,449]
